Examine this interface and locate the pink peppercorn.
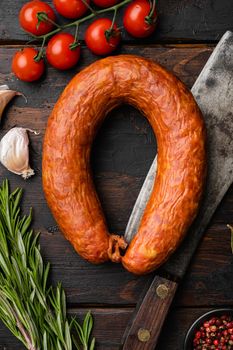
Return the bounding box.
[192,314,233,350]
[197,332,202,339]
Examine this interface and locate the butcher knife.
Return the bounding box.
[122,31,233,350]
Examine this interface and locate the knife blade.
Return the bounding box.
[122,31,233,349]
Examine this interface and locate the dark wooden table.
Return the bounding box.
[0,1,233,349]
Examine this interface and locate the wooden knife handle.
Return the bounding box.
[122,276,178,350]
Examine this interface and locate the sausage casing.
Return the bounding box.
[42,55,206,274]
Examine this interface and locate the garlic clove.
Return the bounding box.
[0,127,37,179]
[0,85,10,90]
[0,85,26,120]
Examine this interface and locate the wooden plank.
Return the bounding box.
[1,45,213,98]
[0,307,133,349]
[3,45,233,307]
[0,307,223,349]
[0,45,214,306]
[177,222,233,307]
[0,48,232,350]
[0,1,233,43]
[157,308,215,350]
[1,45,233,312]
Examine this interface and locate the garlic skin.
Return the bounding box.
[0,85,24,120]
[0,127,35,179]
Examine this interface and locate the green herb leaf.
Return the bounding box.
[90,337,96,350]
[0,180,95,350]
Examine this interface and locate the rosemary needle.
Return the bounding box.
[0,179,95,350]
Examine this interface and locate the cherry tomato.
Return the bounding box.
[92,0,118,8]
[46,33,81,70]
[53,0,90,19]
[19,0,56,36]
[123,0,157,38]
[12,48,45,82]
[85,18,121,56]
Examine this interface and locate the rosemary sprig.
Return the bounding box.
[0,179,95,350]
[71,312,95,350]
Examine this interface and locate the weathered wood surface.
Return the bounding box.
[1,44,233,349]
[122,277,178,350]
[0,307,227,349]
[0,45,215,305]
[1,0,233,43]
[0,308,133,349]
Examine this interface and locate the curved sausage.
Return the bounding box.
[42,55,206,274]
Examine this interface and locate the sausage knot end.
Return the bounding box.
[108,235,128,263]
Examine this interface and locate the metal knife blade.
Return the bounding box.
[124,30,233,279]
[122,31,233,350]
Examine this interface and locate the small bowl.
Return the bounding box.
[184,308,233,349]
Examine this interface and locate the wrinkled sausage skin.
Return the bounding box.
[42,55,206,274]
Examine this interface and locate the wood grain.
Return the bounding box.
[0,307,133,349]
[122,277,178,349]
[0,45,215,305]
[157,308,217,350]
[0,307,224,349]
[0,44,233,349]
[0,1,233,43]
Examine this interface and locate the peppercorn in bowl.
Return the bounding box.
[184,309,233,350]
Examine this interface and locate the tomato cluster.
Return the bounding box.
[12,0,157,82]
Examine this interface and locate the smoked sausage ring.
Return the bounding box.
[42,55,206,275]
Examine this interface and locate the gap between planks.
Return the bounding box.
[0,40,217,48]
[67,304,136,310]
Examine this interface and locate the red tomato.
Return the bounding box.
[46,33,81,70]
[12,48,45,82]
[123,0,157,38]
[19,0,56,36]
[53,0,90,19]
[92,0,118,8]
[85,18,121,56]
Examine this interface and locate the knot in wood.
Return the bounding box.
[156,284,169,299]
[137,328,151,342]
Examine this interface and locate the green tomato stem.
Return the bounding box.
[148,0,157,21]
[74,24,80,43]
[37,12,61,29]
[110,8,118,31]
[34,36,46,62]
[105,8,119,42]
[70,24,80,50]
[80,0,97,15]
[30,0,131,42]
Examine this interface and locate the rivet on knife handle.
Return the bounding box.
[122,276,178,350]
[123,30,233,350]
[156,284,169,299]
[137,329,151,342]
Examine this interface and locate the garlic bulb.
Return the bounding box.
[0,85,25,120]
[0,127,37,179]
